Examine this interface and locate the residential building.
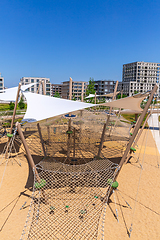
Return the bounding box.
[61,80,87,100]
[0,73,4,91]
[20,77,51,96]
[94,80,116,95]
[118,62,160,96]
[51,84,62,97]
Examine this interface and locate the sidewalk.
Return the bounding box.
[148,113,160,154]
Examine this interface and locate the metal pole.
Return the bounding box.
[37,80,42,94]
[16,122,47,202]
[69,77,72,100]
[47,125,50,145]
[73,128,76,159]
[117,84,157,175]
[121,89,123,98]
[81,82,84,102]
[94,92,96,104]
[37,123,47,157]
[67,118,71,158]
[10,83,21,133]
[16,122,40,178]
[106,84,158,203]
[5,83,21,158]
[97,81,118,157]
[42,81,46,95]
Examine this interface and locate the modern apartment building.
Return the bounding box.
[20,77,51,96]
[94,80,116,95]
[51,84,62,97]
[61,80,87,100]
[0,73,4,91]
[118,62,160,96]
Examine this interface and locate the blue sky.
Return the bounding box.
[0,0,160,87]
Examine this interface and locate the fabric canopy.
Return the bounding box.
[85,91,120,99]
[23,92,95,122]
[101,92,149,113]
[100,91,120,98]
[0,83,36,101]
[85,94,97,99]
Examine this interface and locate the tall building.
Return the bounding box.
[118,61,160,96]
[20,77,51,96]
[0,73,4,91]
[51,84,62,97]
[61,80,87,100]
[94,80,116,95]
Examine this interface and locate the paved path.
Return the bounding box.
[148,113,160,154]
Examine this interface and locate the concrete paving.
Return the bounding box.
[148,113,160,154]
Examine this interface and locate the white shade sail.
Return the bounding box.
[23,92,95,122]
[85,92,120,99]
[0,83,36,101]
[85,94,97,99]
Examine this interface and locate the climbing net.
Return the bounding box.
[20,109,130,239]
[21,159,119,239]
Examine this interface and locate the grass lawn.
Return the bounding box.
[0,103,27,111]
[121,113,149,128]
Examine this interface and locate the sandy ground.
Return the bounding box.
[0,129,160,239]
[104,129,160,240]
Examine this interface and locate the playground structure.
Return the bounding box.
[19,109,130,239]
[0,81,159,239]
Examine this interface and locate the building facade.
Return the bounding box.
[94,80,116,95]
[0,73,4,91]
[51,84,62,97]
[118,62,160,96]
[61,80,87,100]
[20,77,51,96]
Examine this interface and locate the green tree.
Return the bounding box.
[18,97,25,109]
[72,94,76,101]
[86,77,95,96]
[117,93,127,99]
[9,101,15,110]
[54,91,61,98]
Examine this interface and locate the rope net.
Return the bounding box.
[19,109,130,239]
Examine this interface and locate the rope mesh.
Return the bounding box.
[18,109,130,239]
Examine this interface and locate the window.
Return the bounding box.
[25,79,28,82]
[46,84,50,87]
[0,83,2,86]
[46,88,50,91]
[37,84,39,87]
[31,88,34,92]
[31,79,34,83]
[36,79,39,82]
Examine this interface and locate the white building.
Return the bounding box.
[118,62,160,96]
[61,80,87,100]
[0,73,4,91]
[20,77,51,96]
